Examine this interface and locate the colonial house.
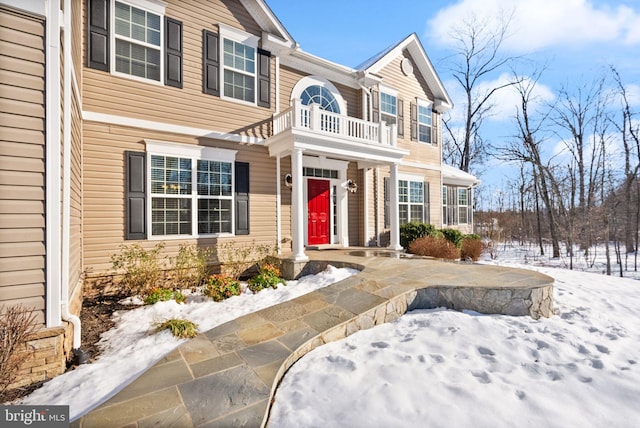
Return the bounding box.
[0,0,478,388]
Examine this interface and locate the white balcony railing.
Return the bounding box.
[273,99,397,147]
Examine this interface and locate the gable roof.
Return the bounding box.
[358,33,453,112]
[240,0,295,47]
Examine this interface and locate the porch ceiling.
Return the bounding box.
[265,129,409,165]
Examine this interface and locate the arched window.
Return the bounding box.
[291,75,346,114]
[300,85,340,113]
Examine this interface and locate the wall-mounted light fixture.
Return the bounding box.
[284,173,293,188]
[347,179,358,193]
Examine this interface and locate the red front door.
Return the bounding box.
[307,179,330,245]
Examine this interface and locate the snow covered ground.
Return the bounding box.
[268,249,640,428]
[18,266,359,420]
[16,244,640,427]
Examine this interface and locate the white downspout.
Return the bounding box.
[60,0,83,355]
[45,0,62,328]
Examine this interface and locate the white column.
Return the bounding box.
[389,163,402,250]
[276,155,282,255]
[291,148,308,261]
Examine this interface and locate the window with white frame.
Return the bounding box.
[380,91,397,125]
[148,144,236,237]
[418,101,432,144]
[220,25,258,103]
[442,185,470,225]
[458,187,469,224]
[114,1,162,81]
[386,177,429,226]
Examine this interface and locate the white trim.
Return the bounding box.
[290,75,346,114]
[117,0,166,15]
[302,156,349,247]
[145,140,237,161]
[363,168,369,247]
[218,22,259,46]
[219,23,260,106]
[1,0,45,15]
[83,111,265,144]
[378,84,398,97]
[145,142,237,240]
[111,0,165,85]
[398,172,425,182]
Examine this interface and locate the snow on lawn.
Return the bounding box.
[19,265,359,421]
[268,264,640,428]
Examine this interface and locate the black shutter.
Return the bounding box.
[87,0,110,71]
[165,17,183,88]
[431,111,438,145]
[423,181,430,223]
[235,162,250,235]
[397,98,404,137]
[257,48,271,108]
[125,151,146,240]
[371,89,379,123]
[410,102,418,141]
[203,30,220,96]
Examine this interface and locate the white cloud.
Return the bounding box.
[428,0,640,53]
[446,73,556,124]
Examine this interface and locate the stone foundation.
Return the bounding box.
[7,281,84,392]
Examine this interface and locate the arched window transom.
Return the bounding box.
[300,85,340,113]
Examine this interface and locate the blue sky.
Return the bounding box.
[266,0,640,200]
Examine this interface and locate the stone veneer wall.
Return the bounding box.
[265,281,554,425]
[8,282,83,391]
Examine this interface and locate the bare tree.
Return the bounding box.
[442,11,519,173]
[551,76,608,251]
[609,66,640,256]
[500,69,561,258]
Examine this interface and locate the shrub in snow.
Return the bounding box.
[143,287,186,305]
[169,244,212,289]
[154,319,198,339]
[205,274,241,302]
[110,242,165,297]
[408,236,460,260]
[0,304,37,396]
[248,263,283,293]
[460,237,484,261]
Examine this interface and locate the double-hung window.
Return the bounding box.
[148,143,237,238]
[458,188,469,224]
[220,24,259,103]
[113,1,162,82]
[380,91,398,125]
[418,101,433,144]
[442,185,470,225]
[387,175,428,226]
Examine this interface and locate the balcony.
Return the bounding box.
[266,99,407,164]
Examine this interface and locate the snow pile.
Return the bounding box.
[268,265,640,428]
[19,265,359,420]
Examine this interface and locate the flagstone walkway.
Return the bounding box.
[72,250,554,428]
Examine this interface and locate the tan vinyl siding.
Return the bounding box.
[69,79,83,297]
[376,50,441,165]
[83,122,281,275]
[0,7,46,324]
[82,0,275,139]
[347,163,361,246]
